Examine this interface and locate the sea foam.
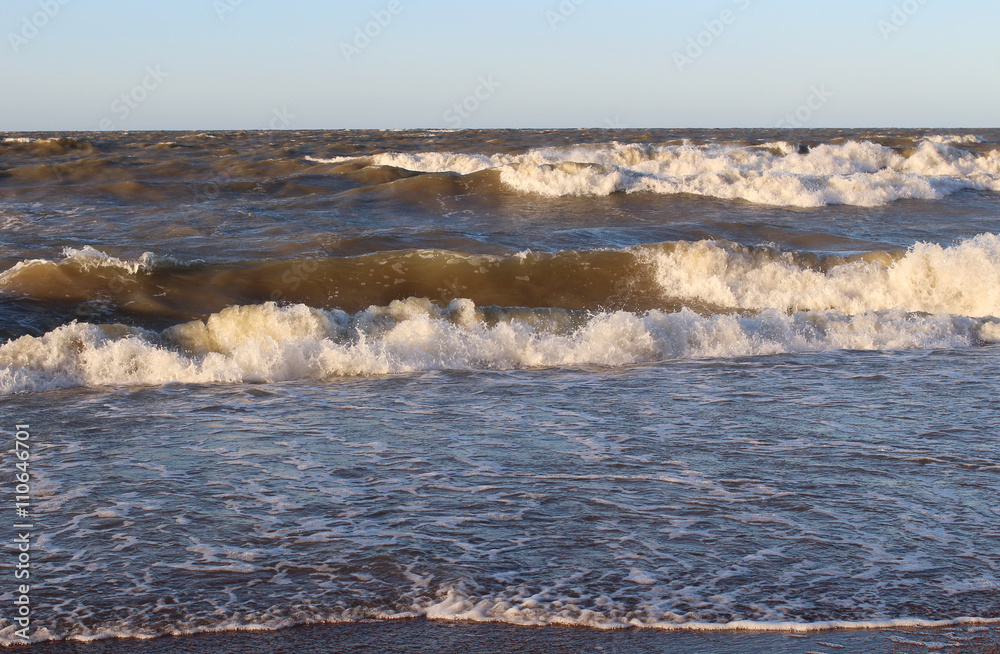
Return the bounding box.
[649,233,1000,316]
[2,299,996,394]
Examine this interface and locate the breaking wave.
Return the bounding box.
[1,298,998,394]
[306,137,1000,207]
[651,233,1000,316]
[2,235,999,318]
[3,233,999,393]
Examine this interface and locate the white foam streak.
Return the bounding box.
[422,589,1000,632]
[22,607,1000,646]
[4,587,998,646]
[304,154,365,165]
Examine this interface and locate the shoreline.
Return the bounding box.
[8,620,1000,654]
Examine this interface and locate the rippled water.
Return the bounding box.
[4,350,1000,643]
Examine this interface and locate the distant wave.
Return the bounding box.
[4,133,996,208]
[305,137,1000,207]
[0,135,94,156]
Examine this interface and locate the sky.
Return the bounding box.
[1,0,998,130]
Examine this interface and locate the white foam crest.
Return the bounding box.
[304,155,367,164]
[370,152,502,175]
[346,139,1000,207]
[3,136,35,143]
[0,246,158,282]
[2,299,994,394]
[651,234,1000,317]
[924,134,985,145]
[58,246,159,274]
[903,141,1000,178]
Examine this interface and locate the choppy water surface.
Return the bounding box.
[1,129,999,649]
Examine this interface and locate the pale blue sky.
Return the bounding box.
[1,0,997,130]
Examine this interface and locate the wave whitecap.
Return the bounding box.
[2,235,999,319]
[307,138,1000,207]
[650,233,1000,317]
[2,298,997,394]
[3,234,999,393]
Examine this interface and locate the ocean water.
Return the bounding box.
[1,129,999,650]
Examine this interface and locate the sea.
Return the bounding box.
[1,129,999,653]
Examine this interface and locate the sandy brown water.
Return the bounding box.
[1,129,999,650]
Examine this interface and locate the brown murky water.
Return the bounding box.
[1,129,999,650]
